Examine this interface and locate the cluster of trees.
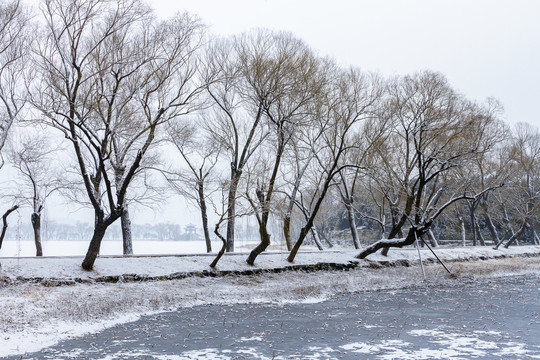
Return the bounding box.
[0,0,538,270]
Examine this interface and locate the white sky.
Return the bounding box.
[150,0,540,127]
[8,0,540,228]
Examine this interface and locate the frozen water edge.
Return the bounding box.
[0,245,539,357]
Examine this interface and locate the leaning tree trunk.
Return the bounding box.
[482,210,500,245]
[246,224,271,265]
[121,206,133,255]
[82,222,109,271]
[474,216,486,246]
[356,227,419,259]
[345,202,361,249]
[428,229,439,247]
[31,212,43,256]
[0,205,19,250]
[311,227,324,250]
[533,229,540,245]
[210,222,227,268]
[503,221,528,249]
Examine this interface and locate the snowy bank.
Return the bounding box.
[1,245,540,284]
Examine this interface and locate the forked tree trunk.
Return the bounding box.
[283,215,293,251]
[31,212,43,256]
[288,226,310,262]
[247,140,285,266]
[82,222,109,271]
[121,206,133,255]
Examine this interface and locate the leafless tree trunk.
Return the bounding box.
[31,212,42,256]
[0,205,18,250]
[121,206,133,255]
[345,201,361,249]
[483,209,500,244]
[503,220,528,249]
[198,181,212,253]
[428,229,439,247]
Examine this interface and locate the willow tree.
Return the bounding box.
[35,0,204,269]
[287,65,384,262]
[357,71,505,259]
[237,30,322,265]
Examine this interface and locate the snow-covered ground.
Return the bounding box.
[0,239,264,257]
[0,245,539,358]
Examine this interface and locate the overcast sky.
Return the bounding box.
[151,0,540,128]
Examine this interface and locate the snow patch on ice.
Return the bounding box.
[0,312,154,358]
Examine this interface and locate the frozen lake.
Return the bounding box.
[9,274,540,359]
[0,239,276,257]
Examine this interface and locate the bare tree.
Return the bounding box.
[240,30,321,265]
[203,35,268,252]
[357,72,505,259]
[281,137,316,250]
[34,0,205,269]
[165,120,220,253]
[288,65,383,262]
[8,134,63,256]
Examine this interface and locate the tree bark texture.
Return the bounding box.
[225,173,240,253]
[31,212,43,256]
[82,223,108,271]
[346,203,361,249]
[283,215,293,251]
[197,181,212,253]
[121,206,133,255]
